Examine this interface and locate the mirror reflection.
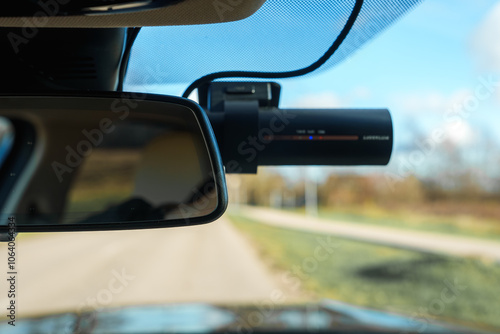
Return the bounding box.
[61,122,217,224]
[0,117,14,169]
[0,101,219,226]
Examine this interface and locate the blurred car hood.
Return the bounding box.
[0,299,492,333]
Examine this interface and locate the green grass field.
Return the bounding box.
[229,214,500,331]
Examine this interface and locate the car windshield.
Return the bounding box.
[2,0,500,333]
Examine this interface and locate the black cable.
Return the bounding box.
[117,27,142,91]
[182,0,364,99]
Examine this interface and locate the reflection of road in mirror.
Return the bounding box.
[58,126,218,225]
[77,176,218,225]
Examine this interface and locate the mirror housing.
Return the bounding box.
[0,92,227,234]
[0,1,267,28]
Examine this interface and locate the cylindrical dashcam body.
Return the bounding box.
[258,108,392,166]
[207,106,393,173]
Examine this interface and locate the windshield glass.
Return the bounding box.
[2,0,500,333]
[124,0,422,94]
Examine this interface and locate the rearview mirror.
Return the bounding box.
[0,93,227,234]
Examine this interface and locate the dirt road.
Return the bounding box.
[0,218,293,318]
[238,206,500,262]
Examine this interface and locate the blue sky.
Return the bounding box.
[279,0,500,141]
[126,0,500,181]
[276,0,500,181]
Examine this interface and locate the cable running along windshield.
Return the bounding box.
[182,0,364,99]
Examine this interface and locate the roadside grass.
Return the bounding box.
[62,149,139,223]
[10,233,42,241]
[64,191,131,221]
[287,205,500,240]
[228,214,500,331]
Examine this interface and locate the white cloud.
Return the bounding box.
[391,89,472,115]
[291,92,342,108]
[471,2,500,72]
[442,120,477,146]
[394,92,446,114]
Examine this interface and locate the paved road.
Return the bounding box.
[3,207,499,319]
[238,206,500,262]
[0,218,296,318]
